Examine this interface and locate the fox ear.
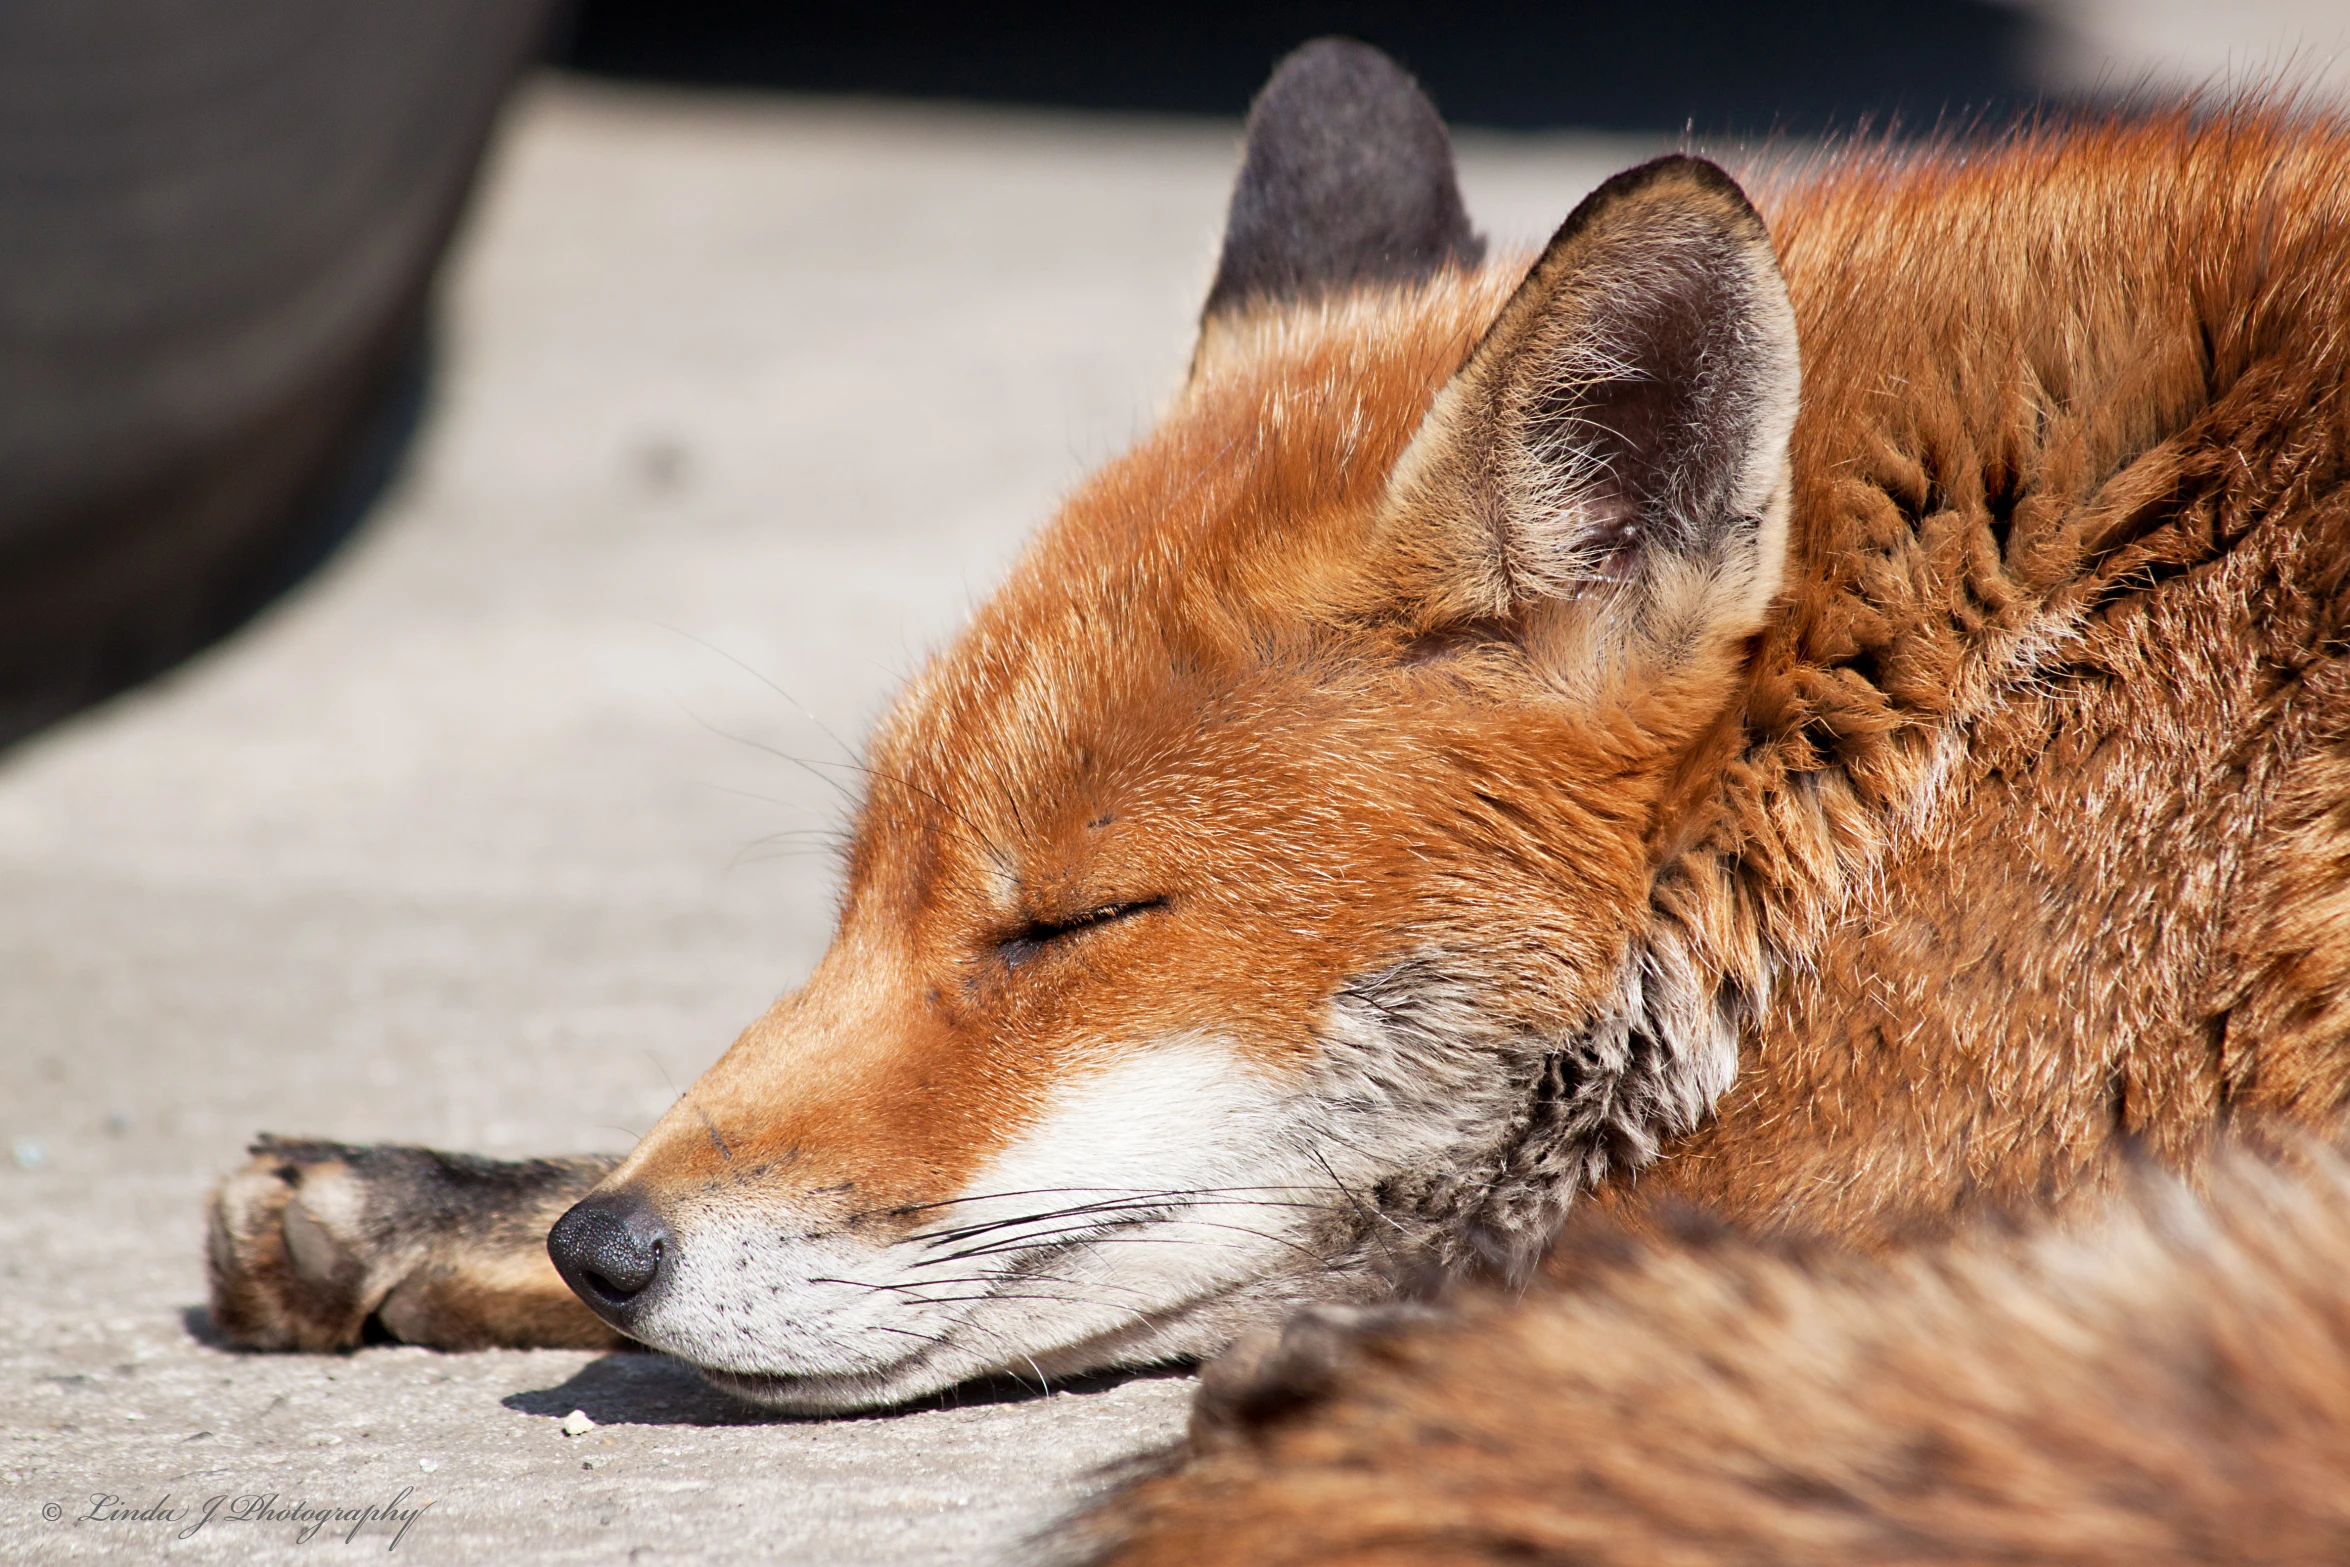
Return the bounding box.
[1202,38,1484,323]
[1385,155,1799,704]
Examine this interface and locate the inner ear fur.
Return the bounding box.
[1385,155,1800,707]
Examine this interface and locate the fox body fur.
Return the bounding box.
[208,38,2350,1556]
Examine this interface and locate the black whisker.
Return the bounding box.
[916,1216,1327,1268]
[909,1195,1174,1248]
[912,1229,1205,1267]
[809,1271,1158,1301]
[910,1193,1332,1249]
[671,700,1015,885]
[1310,1144,1405,1272]
[654,624,863,767]
[865,1324,954,1347]
[856,1182,1342,1225]
[860,1292,1135,1310]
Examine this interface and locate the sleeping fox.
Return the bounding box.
[208,37,2350,1547]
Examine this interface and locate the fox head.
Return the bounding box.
[548,39,1799,1411]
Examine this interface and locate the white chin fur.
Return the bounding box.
[620,1037,1365,1407]
[690,1279,1301,1415]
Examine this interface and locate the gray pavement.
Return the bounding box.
[0,80,1644,1565]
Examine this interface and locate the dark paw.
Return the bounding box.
[205,1136,425,1351]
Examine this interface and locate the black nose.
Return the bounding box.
[547,1190,669,1323]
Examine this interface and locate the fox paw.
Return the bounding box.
[205,1137,423,1351]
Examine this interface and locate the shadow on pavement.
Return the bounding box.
[503,1350,1198,1426]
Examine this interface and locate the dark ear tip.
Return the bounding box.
[1633,153,1760,208]
[1204,37,1483,320]
[1574,154,1766,234]
[1258,36,1421,99]
[1241,38,1453,174]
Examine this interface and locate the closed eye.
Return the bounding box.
[997,897,1167,968]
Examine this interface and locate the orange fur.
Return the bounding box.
[1630,108,2350,1236]
[621,106,2350,1246]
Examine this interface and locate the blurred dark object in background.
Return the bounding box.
[0,1,557,750]
[0,1,2045,755]
[556,0,2046,134]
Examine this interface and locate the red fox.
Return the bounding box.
[209,37,2350,1548]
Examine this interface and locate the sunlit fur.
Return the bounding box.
[577,104,2350,1412]
[1619,103,2350,1235]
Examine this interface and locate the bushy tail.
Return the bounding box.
[1062,1137,2350,1565]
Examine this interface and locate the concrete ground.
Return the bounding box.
[0,79,1646,1564]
